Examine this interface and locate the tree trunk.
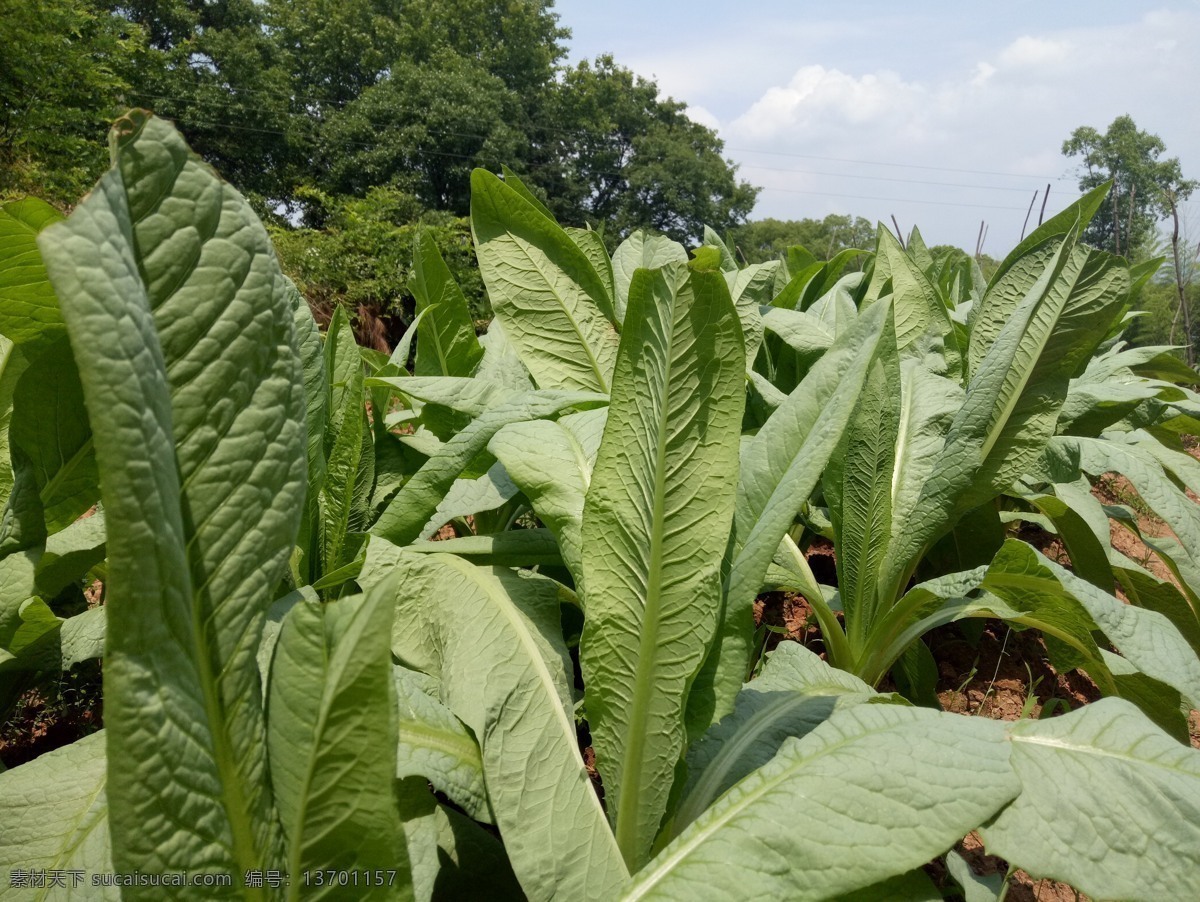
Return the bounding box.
[1167,193,1195,368]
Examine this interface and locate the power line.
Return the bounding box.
[737,164,1037,194]
[725,146,1074,182]
[139,110,1079,218]
[751,184,1073,213]
[132,87,1076,190]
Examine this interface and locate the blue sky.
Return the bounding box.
[552,1,1200,253]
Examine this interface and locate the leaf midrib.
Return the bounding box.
[614,302,677,867]
[506,234,610,393]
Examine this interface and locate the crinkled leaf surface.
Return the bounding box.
[693,299,889,729]
[471,169,618,391]
[361,544,627,901]
[624,705,1016,902]
[0,731,114,900]
[38,112,304,888]
[0,198,65,350]
[371,390,605,547]
[882,238,1127,600]
[267,588,411,900]
[611,231,687,323]
[409,230,483,378]
[981,699,1200,901]
[580,263,745,868]
[675,643,891,835]
[489,408,607,585]
[393,666,491,823]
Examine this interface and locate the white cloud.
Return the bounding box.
[712,7,1200,252]
[684,104,720,131]
[997,36,1073,70]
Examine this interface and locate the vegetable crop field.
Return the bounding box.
[1,111,1199,901]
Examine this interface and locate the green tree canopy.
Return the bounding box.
[314,51,526,217]
[1062,115,1196,258]
[1,0,762,262]
[0,0,140,202]
[529,55,758,244]
[731,214,874,264]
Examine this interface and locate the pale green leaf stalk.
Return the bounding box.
[267,587,412,901]
[471,169,619,391]
[580,262,745,869]
[38,111,304,892]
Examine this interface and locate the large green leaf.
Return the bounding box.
[0,452,46,653]
[319,307,372,575]
[361,546,628,901]
[489,409,606,584]
[290,282,327,586]
[981,699,1200,900]
[371,390,605,547]
[34,509,105,597]
[611,231,687,323]
[0,731,114,900]
[1062,434,1200,573]
[881,237,1128,601]
[419,461,519,538]
[674,643,891,836]
[983,541,1200,710]
[404,529,563,567]
[877,227,956,372]
[7,337,97,533]
[623,705,1017,901]
[267,587,411,900]
[987,182,1109,289]
[39,111,304,889]
[566,226,616,317]
[0,198,65,350]
[824,324,900,651]
[409,231,483,378]
[580,263,745,868]
[694,299,890,725]
[702,225,738,273]
[393,666,491,823]
[470,169,619,391]
[398,778,523,902]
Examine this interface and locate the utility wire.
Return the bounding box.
[148,112,1075,215]
[132,87,1075,189]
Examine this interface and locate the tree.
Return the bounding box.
[113,0,300,207]
[0,0,141,204]
[314,51,526,216]
[529,56,758,245]
[1062,115,1196,258]
[731,215,874,264]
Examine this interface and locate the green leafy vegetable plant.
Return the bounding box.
[1,113,1198,902]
